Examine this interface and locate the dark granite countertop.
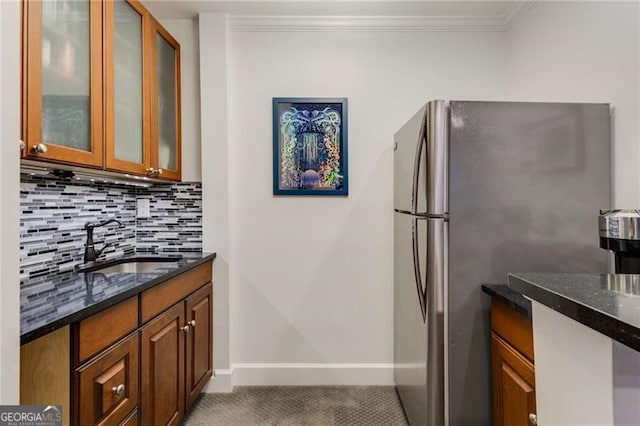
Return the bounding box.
[481,284,531,318]
[508,273,640,352]
[20,251,216,345]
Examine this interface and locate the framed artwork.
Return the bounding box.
[272,97,348,196]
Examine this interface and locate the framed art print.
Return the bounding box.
[273,97,348,196]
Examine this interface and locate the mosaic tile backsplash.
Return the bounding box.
[20,176,202,280]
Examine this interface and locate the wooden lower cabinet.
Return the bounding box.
[492,334,536,426]
[141,281,214,425]
[490,297,536,426]
[140,303,185,426]
[20,261,214,426]
[186,284,213,409]
[76,333,139,426]
[121,409,139,426]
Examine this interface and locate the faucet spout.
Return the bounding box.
[83,218,125,263]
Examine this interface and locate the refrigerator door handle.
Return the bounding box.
[427,100,448,215]
[411,117,427,214]
[412,218,427,322]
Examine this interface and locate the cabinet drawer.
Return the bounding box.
[491,299,534,361]
[120,409,138,426]
[76,333,139,426]
[77,297,138,364]
[141,261,212,323]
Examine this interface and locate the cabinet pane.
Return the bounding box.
[114,0,143,164]
[41,0,91,151]
[156,34,177,171]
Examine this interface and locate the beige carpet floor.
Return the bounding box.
[181,386,408,426]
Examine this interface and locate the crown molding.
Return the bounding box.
[230,2,536,32]
[231,15,503,32]
[502,1,536,30]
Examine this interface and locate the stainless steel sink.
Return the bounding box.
[95,261,178,274]
[76,256,182,274]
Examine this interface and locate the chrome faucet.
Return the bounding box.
[83,218,125,263]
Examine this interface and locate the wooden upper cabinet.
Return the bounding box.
[23,0,104,167]
[104,0,150,175]
[22,0,182,181]
[149,18,182,181]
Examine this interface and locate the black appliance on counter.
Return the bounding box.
[599,209,640,273]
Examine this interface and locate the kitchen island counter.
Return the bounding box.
[481,284,531,318]
[508,272,640,351]
[509,272,640,426]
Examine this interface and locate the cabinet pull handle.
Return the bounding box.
[145,167,155,176]
[529,413,537,425]
[188,320,196,327]
[112,384,125,395]
[32,143,48,153]
[19,140,25,150]
[182,324,190,333]
[155,168,163,176]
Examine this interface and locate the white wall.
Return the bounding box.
[199,13,233,391]
[159,18,202,182]
[0,0,22,404]
[506,1,640,207]
[225,29,507,382]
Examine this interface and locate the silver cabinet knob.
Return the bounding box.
[188,320,196,327]
[112,384,125,395]
[529,413,537,425]
[32,143,48,153]
[19,140,26,150]
[181,324,191,333]
[145,167,155,176]
[155,168,163,176]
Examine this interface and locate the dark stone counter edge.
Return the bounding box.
[481,284,532,318]
[20,253,217,346]
[509,275,640,352]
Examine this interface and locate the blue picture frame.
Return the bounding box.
[273,97,348,196]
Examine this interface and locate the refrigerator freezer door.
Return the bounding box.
[393,101,448,215]
[394,211,447,425]
[446,101,610,425]
[394,105,427,214]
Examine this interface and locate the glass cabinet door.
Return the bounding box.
[24,0,103,166]
[150,19,181,180]
[105,0,149,174]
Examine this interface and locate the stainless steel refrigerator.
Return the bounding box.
[393,100,610,425]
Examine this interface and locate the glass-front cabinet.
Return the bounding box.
[23,0,104,166]
[104,0,149,175]
[22,0,182,181]
[150,18,181,181]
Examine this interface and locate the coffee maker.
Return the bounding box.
[599,209,640,273]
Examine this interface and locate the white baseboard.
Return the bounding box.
[204,369,234,393]
[204,363,395,392]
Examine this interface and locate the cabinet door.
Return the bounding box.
[140,302,185,426]
[104,0,150,175]
[149,18,181,181]
[23,0,103,166]
[492,333,537,426]
[76,333,139,426]
[185,284,213,409]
